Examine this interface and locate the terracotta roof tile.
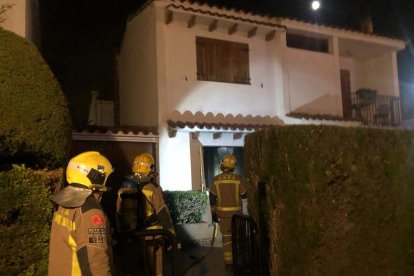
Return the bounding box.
[73,125,158,136]
[167,120,276,132]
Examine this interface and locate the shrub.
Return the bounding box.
[245,125,414,275]
[164,190,208,224]
[0,28,71,169]
[0,165,63,275]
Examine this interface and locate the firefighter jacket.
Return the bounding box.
[116,179,139,232]
[48,185,115,276]
[210,171,247,218]
[116,174,175,235]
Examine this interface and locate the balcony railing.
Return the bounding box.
[351,93,401,127]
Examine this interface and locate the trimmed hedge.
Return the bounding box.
[245,125,414,275]
[0,165,63,275]
[0,28,71,168]
[164,190,208,224]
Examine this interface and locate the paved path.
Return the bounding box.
[172,245,231,276]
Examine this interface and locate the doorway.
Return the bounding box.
[202,146,244,189]
[340,69,352,119]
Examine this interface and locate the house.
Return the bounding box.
[0,0,40,48]
[116,0,406,191]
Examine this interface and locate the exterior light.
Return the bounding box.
[311,0,321,10]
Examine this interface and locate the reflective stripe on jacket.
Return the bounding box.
[48,195,114,276]
[210,172,247,217]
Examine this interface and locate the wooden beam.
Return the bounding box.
[213,132,222,139]
[165,10,173,25]
[209,19,218,32]
[191,132,200,139]
[187,15,196,28]
[168,127,177,138]
[228,23,238,35]
[265,30,276,41]
[233,133,243,140]
[247,27,257,38]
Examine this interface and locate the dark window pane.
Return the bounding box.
[286,33,329,53]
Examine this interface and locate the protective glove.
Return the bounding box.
[212,213,219,223]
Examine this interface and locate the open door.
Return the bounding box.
[340,69,352,119]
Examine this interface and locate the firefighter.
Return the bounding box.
[48,151,115,276]
[120,153,175,276]
[115,177,140,275]
[209,154,247,272]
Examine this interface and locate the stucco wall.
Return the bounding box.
[0,0,26,37]
[118,6,159,127]
[160,16,283,119]
[358,52,398,96]
[286,48,340,116]
[339,52,399,97]
[0,0,39,46]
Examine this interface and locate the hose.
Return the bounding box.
[181,222,218,275]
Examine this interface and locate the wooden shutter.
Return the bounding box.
[232,42,250,84]
[196,37,250,84]
[196,37,207,80]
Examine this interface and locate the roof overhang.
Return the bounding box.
[72,126,158,143]
[162,1,287,41]
[167,111,285,138]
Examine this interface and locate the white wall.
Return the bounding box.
[286,48,340,116]
[160,18,283,119]
[1,0,26,37]
[158,129,192,191]
[340,52,400,97]
[118,6,159,127]
[0,0,39,46]
[358,52,398,96]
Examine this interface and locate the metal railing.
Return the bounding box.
[116,229,177,276]
[351,93,401,127]
[232,214,261,276]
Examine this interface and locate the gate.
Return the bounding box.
[231,214,260,276]
[116,229,177,276]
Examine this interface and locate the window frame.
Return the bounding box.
[196,36,251,85]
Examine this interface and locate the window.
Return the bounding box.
[286,33,329,53]
[196,37,250,84]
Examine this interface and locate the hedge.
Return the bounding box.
[244,125,414,275]
[0,165,63,275]
[164,190,208,224]
[0,28,71,168]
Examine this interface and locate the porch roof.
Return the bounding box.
[72,125,158,142]
[167,119,280,138]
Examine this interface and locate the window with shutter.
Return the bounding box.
[196,37,250,85]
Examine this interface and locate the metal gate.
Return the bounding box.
[231,214,260,276]
[115,229,177,276]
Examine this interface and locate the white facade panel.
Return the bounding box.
[119,6,159,127]
[161,19,282,119]
[286,48,339,116]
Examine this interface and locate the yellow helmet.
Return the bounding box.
[221,154,236,171]
[132,153,154,175]
[66,151,113,191]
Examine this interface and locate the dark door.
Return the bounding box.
[202,146,244,189]
[340,69,352,119]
